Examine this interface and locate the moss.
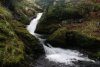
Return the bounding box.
[10,20,44,59]
[0,19,24,64]
[0,13,42,67]
[90,51,100,59]
[66,31,100,49]
[3,37,24,64]
[0,6,12,19]
[10,0,37,24]
[93,3,100,11]
[36,1,100,35]
[47,27,68,48]
[0,33,7,42]
[48,27,67,41]
[95,52,100,58]
[0,0,44,66]
[36,22,60,34]
[47,24,100,50]
[47,18,100,59]
[17,12,29,24]
[65,19,100,40]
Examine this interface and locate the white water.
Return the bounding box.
[43,44,94,65]
[27,13,43,35]
[27,13,94,65]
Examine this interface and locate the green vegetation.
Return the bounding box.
[42,1,99,22]
[0,1,42,67]
[0,19,24,64]
[13,0,36,24]
[0,0,100,66]
[35,0,54,9]
[39,0,100,58]
[93,3,100,11]
[95,52,100,58]
[47,17,100,58]
[48,27,67,41]
[36,0,100,34]
[64,19,100,40]
[0,5,25,65]
[0,6,12,19]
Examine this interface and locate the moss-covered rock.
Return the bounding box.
[47,28,100,59]
[47,18,100,58]
[47,18,100,47]
[47,27,67,47]
[36,1,100,34]
[36,19,60,34]
[9,20,44,67]
[0,0,42,24]
[36,0,97,34]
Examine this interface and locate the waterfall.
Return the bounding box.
[27,13,43,35]
[27,13,95,65]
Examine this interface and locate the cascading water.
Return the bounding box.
[27,13,96,66]
[43,44,94,65]
[27,13,43,35]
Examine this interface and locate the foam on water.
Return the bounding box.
[43,44,95,65]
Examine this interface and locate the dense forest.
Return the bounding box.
[0,0,100,67]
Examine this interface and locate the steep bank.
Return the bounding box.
[0,0,44,67]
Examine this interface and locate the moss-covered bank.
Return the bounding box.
[0,1,44,67]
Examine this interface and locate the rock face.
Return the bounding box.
[0,0,44,67]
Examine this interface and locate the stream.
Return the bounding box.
[27,13,100,67]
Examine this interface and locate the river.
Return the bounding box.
[27,13,100,67]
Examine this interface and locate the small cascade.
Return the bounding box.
[27,13,95,66]
[43,44,94,65]
[27,13,43,35]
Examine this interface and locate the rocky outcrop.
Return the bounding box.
[47,27,100,50]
